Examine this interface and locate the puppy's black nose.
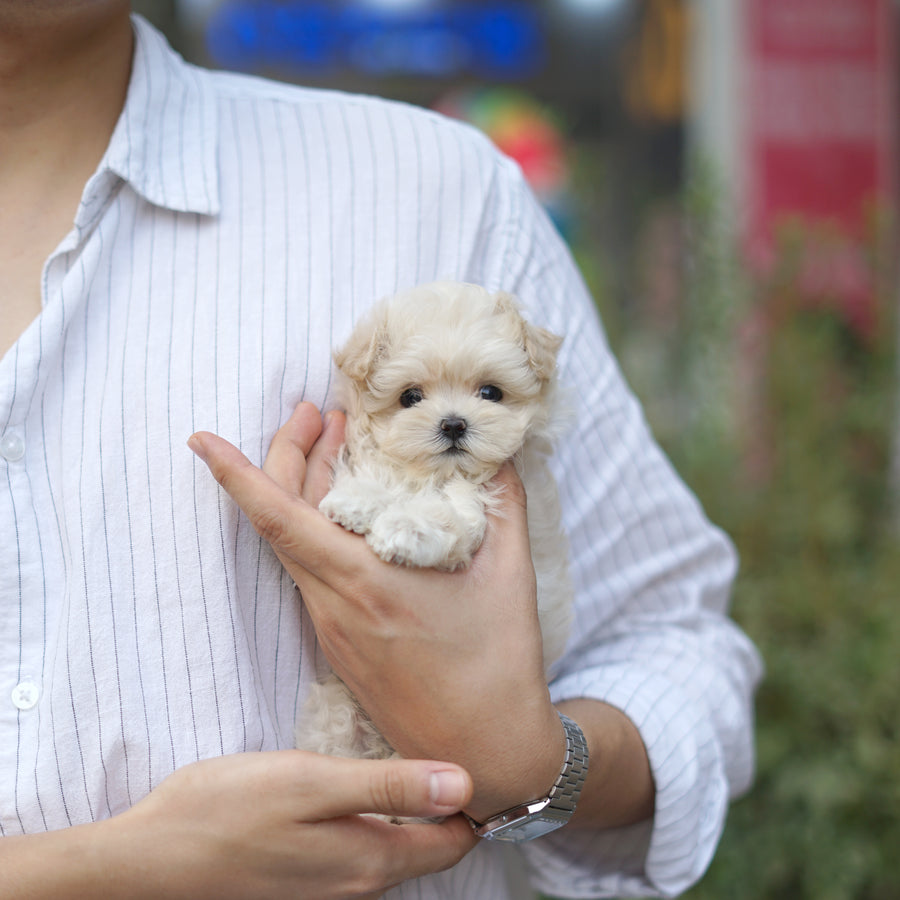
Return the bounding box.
[440,416,468,442]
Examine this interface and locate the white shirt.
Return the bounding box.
[0,15,762,898]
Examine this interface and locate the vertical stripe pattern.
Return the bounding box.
[0,15,762,899]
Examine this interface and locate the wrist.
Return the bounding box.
[0,821,125,899]
[555,697,655,828]
[466,710,589,842]
[463,699,567,824]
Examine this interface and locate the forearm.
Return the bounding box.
[0,752,477,900]
[556,698,655,829]
[0,822,128,899]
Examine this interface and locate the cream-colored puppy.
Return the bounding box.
[298,281,572,762]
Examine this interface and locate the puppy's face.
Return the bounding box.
[335,283,561,482]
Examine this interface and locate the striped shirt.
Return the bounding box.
[0,15,762,898]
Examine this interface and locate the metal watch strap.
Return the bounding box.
[545,712,589,815]
[468,711,589,841]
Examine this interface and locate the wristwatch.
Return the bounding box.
[467,711,589,842]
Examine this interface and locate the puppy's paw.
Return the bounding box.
[366,508,460,569]
[319,487,381,536]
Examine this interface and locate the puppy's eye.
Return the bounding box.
[478,385,503,402]
[399,387,424,408]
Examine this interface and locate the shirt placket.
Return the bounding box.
[0,342,49,832]
[0,230,85,831]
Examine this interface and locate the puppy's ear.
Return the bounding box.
[333,305,390,383]
[493,291,562,383]
[524,321,563,382]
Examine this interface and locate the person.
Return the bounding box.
[0,2,763,897]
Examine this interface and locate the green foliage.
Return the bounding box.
[678,214,900,898]
[687,553,900,900]
[572,154,900,899]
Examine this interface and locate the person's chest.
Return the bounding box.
[0,202,72,359]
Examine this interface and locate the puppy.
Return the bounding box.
[297,281,572,763]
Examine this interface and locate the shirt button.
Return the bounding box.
[12,680,40,711]
[0,431,25,462]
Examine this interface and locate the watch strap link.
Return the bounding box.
[545,711,589,816]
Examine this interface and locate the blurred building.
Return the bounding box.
[137,0,641,129]
[131,0,900,510]
[692,0,897,332]
[134,0,898,291]
[133,0,696,321]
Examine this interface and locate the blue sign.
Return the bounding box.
[205,1,546,79]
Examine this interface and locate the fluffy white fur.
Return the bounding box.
[297,281,573,765]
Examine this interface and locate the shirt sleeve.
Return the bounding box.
[471,151,764,898]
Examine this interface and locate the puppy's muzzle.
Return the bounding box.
[440,416,468,448]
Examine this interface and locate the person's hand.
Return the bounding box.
[188,404,566,823]
[0,751,477,900]
[117,751,477,900]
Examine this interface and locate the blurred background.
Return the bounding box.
[133,1,899,897]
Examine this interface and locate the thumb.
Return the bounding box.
[478,461,531,556]
[302,409,346,507]
[300,754,473,821]
[491,460,528,515]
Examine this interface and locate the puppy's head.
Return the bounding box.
[334,282,562,481]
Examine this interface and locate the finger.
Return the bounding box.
[301,755,473,821]
[493,460,528,512]
[476,461,530,560]
[188,430,348,567]
[262,402,325,498]
[376,814,478,889]
[302,409,346,507]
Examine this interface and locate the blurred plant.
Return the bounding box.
[568,145,900,900]
[733,212,898,563]
[684,544,900,900]
[678,196,899,900]
[582,151,751,511]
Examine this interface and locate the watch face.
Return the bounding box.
[484,814,565,843]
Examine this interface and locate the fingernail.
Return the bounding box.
[187,434,207,463]
[430,769,469,809]
[324,410,342,434]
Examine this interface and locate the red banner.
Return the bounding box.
[741,0,896,319]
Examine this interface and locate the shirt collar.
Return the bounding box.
[93,14,220,219]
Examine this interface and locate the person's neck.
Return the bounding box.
[0,3,134,201]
